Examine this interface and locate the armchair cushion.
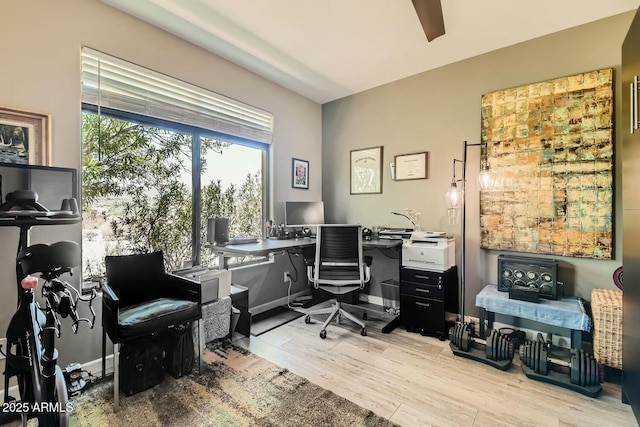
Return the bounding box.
[117,297,199,340]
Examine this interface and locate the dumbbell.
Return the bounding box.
[520,341,601,388]
[485,329,514,361]
[450,323,514,361]
[449,322,472,352]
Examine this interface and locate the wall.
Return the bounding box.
[322,12,634,318]
[0,0,321,367]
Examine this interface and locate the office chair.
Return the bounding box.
[102,251,202,412]
[304,224,372,339]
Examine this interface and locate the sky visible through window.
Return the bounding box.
[202,143,261,189]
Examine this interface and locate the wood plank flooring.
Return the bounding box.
[237,304,637,427]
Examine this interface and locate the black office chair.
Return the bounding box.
[304,224,372,339]
[101,251,202,412]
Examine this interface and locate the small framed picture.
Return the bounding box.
[0,106,52,165]
[394,151,428,181]
[292,158,309,189]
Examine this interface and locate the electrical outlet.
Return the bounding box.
[283,271,291,283]
[0,337,6,360]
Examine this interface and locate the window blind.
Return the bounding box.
[81,47,274,144]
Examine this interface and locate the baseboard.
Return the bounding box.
[251,290,309,316]
[359,294,384,307]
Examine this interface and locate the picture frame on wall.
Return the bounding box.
[350,146,383,194]
[292,158,309,189]
[394,151,428,181]
[0,106,51,165]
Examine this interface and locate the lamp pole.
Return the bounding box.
[450,140,493,324]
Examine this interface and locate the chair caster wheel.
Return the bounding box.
[362,312,367,320]
[320,330,327,339]
[305,315,311,324]
[361,327,367,336]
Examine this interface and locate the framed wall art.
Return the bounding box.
[350,146,383,194]
[480,68,614,259]
[0,106,51,165]
[394,151,428,180]
[292,157,309,189]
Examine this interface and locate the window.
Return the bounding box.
[81,49,272,281]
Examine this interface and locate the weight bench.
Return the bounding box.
[476,284,592,349]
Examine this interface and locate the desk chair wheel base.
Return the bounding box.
[362,312,367,320]
[305,315,312,324]
[361,327,367,336]
[320,330,327,339]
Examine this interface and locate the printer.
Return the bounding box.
[402,232,455,272]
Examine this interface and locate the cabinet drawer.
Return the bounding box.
[400,295,444,333]
[401,268,444,285]
[401,281,444,300]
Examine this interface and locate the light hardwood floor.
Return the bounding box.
[238,305,637,427]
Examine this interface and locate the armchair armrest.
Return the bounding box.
[102,282,120,339]
[102,281,119,304]
[163,273,203,311]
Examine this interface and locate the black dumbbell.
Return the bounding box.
[450,322,472,352]
[485,330,513,361]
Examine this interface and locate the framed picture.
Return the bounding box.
[0,106,51,165]
[394,151,428,180]
[292,158,309,189]
[350,146,383,194]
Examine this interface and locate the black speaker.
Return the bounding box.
[497,255,559,300]
[207,218,229,244]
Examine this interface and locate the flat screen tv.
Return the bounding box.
[0,163,78,212]
[284,201,325,228]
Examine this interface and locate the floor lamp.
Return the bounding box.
[446,141,495,324]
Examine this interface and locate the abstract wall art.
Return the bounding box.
[480,68,614,259]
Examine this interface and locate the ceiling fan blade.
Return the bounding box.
[411,0,445,42]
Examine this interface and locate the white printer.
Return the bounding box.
[402,232,455,272]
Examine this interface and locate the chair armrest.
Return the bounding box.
[102,282,119,305]
[163,273,202,304]
[101,282,120,341]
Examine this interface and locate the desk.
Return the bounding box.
[476,284,592,349]
[208,238,316,268]
[209,237,401,265]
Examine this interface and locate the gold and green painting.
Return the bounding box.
[480,68,613,259]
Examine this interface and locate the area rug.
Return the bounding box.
[69,345,396,426]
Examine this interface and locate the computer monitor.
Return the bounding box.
[0,163,77,211]
[284,201,325,228]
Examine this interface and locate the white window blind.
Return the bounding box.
[81,47,274,144]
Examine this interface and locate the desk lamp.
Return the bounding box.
[445,141,495,324]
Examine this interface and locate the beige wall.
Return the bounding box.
[322,12,634,317]
[0,0,321,365]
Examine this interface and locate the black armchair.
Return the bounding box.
[101,251,201,411]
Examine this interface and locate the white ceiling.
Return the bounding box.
[102,0,640,104]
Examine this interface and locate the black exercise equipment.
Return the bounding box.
[449,322,514,370]
[519,339,602,397]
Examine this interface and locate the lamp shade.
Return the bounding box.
[446,181,463,225]
[446,181,463,209]
[477,169,496,192]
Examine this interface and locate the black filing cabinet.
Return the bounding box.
[400,266,458,340]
